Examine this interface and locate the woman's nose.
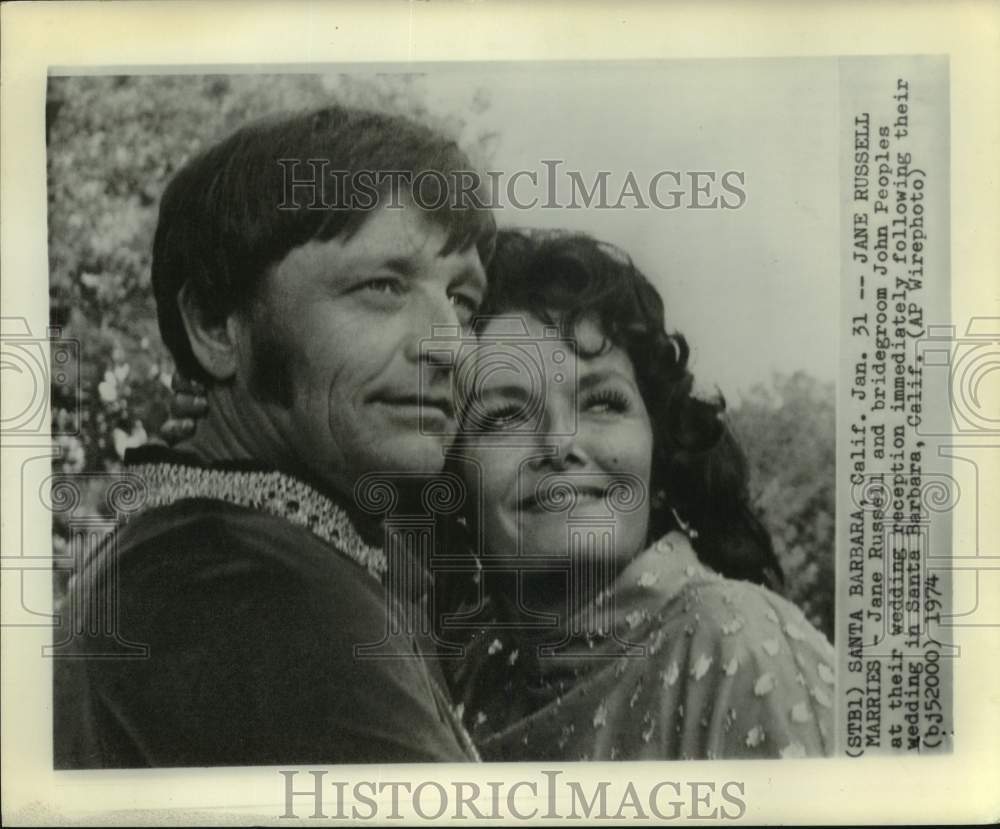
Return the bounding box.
[537,407,589,469]
[549,435,584,469]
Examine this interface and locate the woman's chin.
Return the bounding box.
[517,519,638,566]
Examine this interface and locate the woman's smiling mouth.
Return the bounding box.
[518,483,609,512]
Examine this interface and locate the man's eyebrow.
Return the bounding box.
[379,256,417,276]
[339,253,418,278]
[363,256,485,287]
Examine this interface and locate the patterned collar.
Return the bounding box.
[126,458,388,582]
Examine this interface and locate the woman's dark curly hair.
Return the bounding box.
[465,227,783,591]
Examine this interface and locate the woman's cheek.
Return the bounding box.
[491,455,523,548]
[458,447,509,537]
[619,419,654,477]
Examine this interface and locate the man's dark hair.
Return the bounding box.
[152,105,496,384]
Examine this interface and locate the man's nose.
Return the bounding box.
[403,290,465,365]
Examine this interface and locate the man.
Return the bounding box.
[54,105,495,766]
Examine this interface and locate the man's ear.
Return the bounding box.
[177,282,239,381]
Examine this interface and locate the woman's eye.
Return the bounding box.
[584,389,630,414]
[478,403,530,431]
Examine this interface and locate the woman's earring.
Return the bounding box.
[670,507,699,540]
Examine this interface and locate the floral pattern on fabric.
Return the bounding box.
[448,532,835,760]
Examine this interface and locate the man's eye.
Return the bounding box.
[449,293,480,314]
[357,277,404,296]
[584,389,630,414]
[449,291,481,327]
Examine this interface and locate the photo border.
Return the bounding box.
[2,1,998,825]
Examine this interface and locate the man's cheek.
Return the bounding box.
[247,322,297,407]
[319,353,362,435]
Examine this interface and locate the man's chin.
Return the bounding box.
[363,432,452,477]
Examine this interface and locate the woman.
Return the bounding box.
[439,228,834,760]
[163,228,836,761]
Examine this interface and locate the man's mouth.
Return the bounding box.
[374,394,455,421]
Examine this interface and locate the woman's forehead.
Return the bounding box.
[473,311,636,385]
[476,309,601,344]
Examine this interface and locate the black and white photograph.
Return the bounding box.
[46,63,845,768]
[1,2,997,825]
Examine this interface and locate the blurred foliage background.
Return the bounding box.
[47,74,834,639]
[730,373,836,639]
